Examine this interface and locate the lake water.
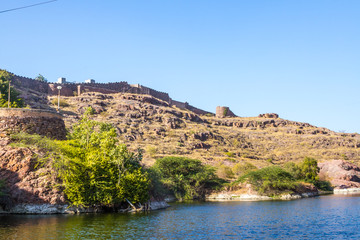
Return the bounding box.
[0,195,359,239]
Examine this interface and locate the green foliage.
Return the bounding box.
[55,115,150,206]
[35,74,47,82]
[232,162,257,177]
[0,180,5,197]
[151,156,224,200]
[300,157,319,182]
[10,132,58,150]
[224,152,235,158]
[84,106,96,115]
[223,108,228,116]
[0,69,24,108]
[283,162,303,180]
[238,166,298,196]
[314,180,333,191]
[146,168,171,198]
[11,115,150,207]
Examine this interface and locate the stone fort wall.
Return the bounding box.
[0,109,66,140]
[11,73,213,115]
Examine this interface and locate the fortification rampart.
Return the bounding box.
[0,108,66,140]
[11,72,213,116]
[129,84,170,103]
[12,74,49,94]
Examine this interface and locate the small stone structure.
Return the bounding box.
[216,106,236,118]
[0,108,66,140]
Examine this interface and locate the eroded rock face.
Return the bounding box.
[318,160,360,189]
[0,146,66,211]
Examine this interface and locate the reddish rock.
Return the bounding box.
[318,160,360,189]
[0,145,66,208]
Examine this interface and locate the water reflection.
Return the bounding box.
[1,195,360,239]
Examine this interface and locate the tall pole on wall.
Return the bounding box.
[8,80,11,108]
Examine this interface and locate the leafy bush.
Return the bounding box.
[300,157,319,182]
[0,70,24,108]
[11,114,150,207]
[283,162,303,180]
[151,156,224,200]
[238,166,298,196]
[314,180,333,191]
[55,115,149,206]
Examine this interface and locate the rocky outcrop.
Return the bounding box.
[258,113,279,118]
[318,160,360,191]
[0,146,66,212]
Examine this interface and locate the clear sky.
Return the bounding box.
[1,0,359,133]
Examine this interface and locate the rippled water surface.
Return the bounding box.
[1,195,360,239]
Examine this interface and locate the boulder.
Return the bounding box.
[318,160,360,189]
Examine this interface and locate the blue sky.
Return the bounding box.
[1,0,359,133]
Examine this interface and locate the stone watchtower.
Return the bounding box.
[216,106,236,118]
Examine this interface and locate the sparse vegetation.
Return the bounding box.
[216,163,234,179]
[51,98,70,107]
[232,162,257,177]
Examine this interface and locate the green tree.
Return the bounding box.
[35,74,47,82]
[0,70,24,108]
[151,156,223,200]
[300,157,319,182]
[238,166,298,196]
[283,162,303,180]
[56,114,149,207]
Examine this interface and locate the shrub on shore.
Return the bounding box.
[235,157,331,196]
[151,156,225,200]
[10,113,150,207]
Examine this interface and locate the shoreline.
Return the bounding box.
[205,189,356,202]
[1,189,360,214]
[0,201,170,215]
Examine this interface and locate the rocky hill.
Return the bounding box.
[1,78,360,213]
[17,89,358,170]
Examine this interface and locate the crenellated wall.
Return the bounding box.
[129,84,170,103]
[11,72,213,115]
[0,108,66,140]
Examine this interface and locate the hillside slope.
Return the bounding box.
[37,92,360,169]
